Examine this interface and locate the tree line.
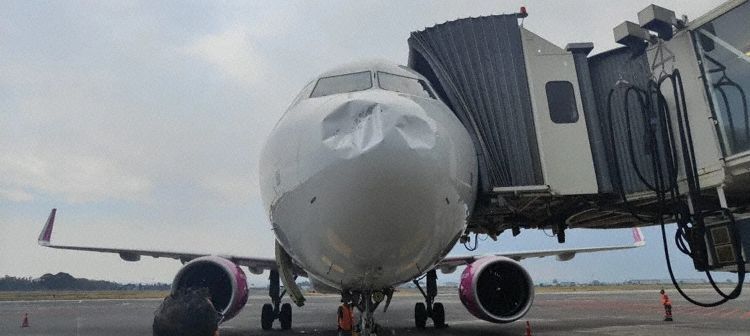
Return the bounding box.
[0,273,170,291]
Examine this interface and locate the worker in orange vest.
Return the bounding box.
[660,289,673,321]
[337,302,356,336]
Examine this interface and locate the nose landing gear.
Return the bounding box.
[340,288,392,336]
[413,269,447,329]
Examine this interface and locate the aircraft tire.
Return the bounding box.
[414,302,427,329]
[432,302,446,328]
[261,303,274,330]
[280,303,292,330]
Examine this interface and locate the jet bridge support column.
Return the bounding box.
[567,42,611,193]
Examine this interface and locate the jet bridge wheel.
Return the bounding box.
[279,303,292,330]
[415,302,427,328]
[261,303,274,330]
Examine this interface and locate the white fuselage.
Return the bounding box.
[259,61,477,291]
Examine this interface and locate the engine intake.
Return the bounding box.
[458,256,534,323]
[172,256,249,321]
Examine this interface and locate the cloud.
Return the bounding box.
[184,25,265,86]
[0,188,33,202]
[199,173,260,206]
[0,151,152,203]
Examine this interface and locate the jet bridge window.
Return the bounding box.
[694,1,750,155]
[377,71,436,99]
[310,71,373,98]
[545,81,579,124]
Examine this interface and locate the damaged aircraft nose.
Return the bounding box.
[321,98,437,158]
[259,61,477,290]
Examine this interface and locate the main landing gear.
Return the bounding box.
[413,270,446,329]
[261,270,292,330]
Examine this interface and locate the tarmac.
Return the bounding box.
[1,289,748,335]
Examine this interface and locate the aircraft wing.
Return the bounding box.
[37,209,281,274]
[437,227,645,271]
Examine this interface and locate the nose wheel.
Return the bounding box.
[261,270,293,330]
[414,302,446,329]
[413,269,447,329]
[341,289,391,336]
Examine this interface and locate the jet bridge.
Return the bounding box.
[408,1,750,275]
[408,11,655,237]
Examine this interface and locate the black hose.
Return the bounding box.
[603,86,656,223]
[463,233,479,251]
[623,86,663,192]
[654,70,745,307]
[608,67,745,307]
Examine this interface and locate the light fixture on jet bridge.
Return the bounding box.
[613,21,650,55]
[638,4,678,41]
[518,6,528,18]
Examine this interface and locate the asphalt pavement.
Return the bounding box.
[1,289,748,335]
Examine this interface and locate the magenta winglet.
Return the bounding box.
[38,208,57,245]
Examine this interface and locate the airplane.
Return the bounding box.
[38,60,646,335]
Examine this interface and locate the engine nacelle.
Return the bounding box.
[458,256,534,323]
[172,256,249,321]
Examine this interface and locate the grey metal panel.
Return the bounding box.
[408,15,543,192]
[587,47,657,194]
[570,48,613,193]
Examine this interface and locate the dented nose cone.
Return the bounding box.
[260,90,477,289]
[321,98,437,158]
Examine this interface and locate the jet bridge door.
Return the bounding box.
[520,28,598,195]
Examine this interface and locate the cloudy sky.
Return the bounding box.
[1,1,731,286]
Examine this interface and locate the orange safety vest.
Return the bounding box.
[661,293,672,306]
[338,304,354,331]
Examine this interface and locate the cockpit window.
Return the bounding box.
[377,71,436,99]
[290,80,315,107]
[310,71,373,98]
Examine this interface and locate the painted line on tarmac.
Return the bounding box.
[535,288,725,295]
[678,306,748,320]
[705,307,732,317]
[720,308,741,318]
[445,319,495,326]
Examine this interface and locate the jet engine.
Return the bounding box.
[171,256,249,321]
[458,256,534,323]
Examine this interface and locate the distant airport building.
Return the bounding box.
[625,279,664,285]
